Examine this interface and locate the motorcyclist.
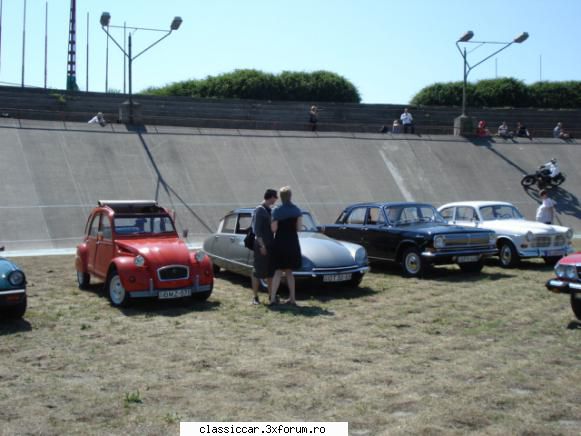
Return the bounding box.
[540,158,560,180]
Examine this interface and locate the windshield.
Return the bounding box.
[384,205,445,225]
[479,205,523,221]
[300,212,319,232]
[114,215,176,236]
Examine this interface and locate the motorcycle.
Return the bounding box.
[521,167,566,189]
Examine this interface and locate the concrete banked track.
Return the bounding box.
[1,118,580,252]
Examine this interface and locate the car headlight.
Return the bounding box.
[555,264,566,278]
[566,265,578,280]
[434,235,445,249]
[134,255,145,267]
[194,250,206,262]
[525,231,534,242]
[566,228,574,240]
[8,270,25,286]
[355,248,368,266]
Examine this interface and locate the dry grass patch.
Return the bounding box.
[1,249,580,435]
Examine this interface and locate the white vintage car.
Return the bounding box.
[438,201,574,267]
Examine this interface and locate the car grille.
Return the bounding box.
[530,234,567,248]
[554,235,566,246]
[531,236,551,248]
[158,265,189,281]
[442,233,491,249]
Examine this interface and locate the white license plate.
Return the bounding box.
[323,273,352,282]
[159,289,192,299]
[457,255,480,263]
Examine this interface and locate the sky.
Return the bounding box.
[0,0,580,104]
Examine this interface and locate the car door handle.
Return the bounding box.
[340,227,347,230]
[214,235,219,239]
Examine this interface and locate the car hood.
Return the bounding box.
[478,219,568,235]
[116,238,191,266]
[397,223,493,235]
[298,232,358,267]
[558,252,581,265]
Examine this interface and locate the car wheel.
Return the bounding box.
[401,247,424,278]
[107,271,130,307]
[3,296,27,319]
[77,270,90,289]
[459,260,484,273]
[571,293,581,320]
[521,175,536,187]
[543,256,561,266]
[498,241,519,268]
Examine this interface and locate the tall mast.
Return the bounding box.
[66,0,78,90]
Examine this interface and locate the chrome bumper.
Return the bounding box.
[130,276,212,298]
[0,289,26,295]
[421,248,497,259]
[519,246,573,259]
[546,279,581,295]
[293,266,370,278]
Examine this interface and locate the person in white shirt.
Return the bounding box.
[400,108,414,134]
[88,112,106,127]
[536,190,557,224]
[541,158,560,179]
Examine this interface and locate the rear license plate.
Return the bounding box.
[159,288,192,299]
[457,255,480,263]
[323,273,352,282]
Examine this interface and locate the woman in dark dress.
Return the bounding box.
[270,186,302,305]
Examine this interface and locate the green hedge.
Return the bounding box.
[411,78,581,108]
[143,69,361,103]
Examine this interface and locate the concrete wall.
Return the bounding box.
[1,119,580,251]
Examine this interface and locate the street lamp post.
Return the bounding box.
[100,13,182,124]
[454,30,529,135]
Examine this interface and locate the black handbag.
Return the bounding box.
[244,227,255,250]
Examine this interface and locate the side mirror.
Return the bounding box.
[316,225,324,233]
[182,229,189,239]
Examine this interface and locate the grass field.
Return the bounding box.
[1,250,580,436]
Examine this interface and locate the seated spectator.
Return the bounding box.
[553,122,571,139]
[516,122,532,140]
[476,120,490,137]
[400,108,415,134]
[88,112,107,127]
[497,121,513,139]
[392,119,402,134]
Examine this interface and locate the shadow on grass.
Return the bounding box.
[119,299,221,317]
[566,320,581,330]
[0,318,32,335]
[216,270,378,302]
[369,260,516,282]
[266,303,334,317]
[297,285,377,302]
[80,283,221,317]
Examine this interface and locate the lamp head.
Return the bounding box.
[458,31,474,42]
[513,32,529,43]
[170,16,183,31]
[100,12,111,27]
